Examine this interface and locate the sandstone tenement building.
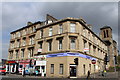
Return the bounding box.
[7,14,118,78]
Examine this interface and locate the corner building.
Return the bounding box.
[8,15,108,78]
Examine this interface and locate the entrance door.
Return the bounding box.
[70,65,77,77]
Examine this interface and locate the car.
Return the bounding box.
[0,67,6,75]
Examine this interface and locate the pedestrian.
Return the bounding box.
[86,70,90,79]
[22,68,25,77]
[104,70,107,77]
[35,69,39,76]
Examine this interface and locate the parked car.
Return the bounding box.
[0,67,6,75]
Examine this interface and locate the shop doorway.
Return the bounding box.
[70,64,77,77]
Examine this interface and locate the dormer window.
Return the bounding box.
[48,20,53,24]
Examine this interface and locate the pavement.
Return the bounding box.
[0,71,119,80]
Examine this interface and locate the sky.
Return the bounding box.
[1,2,119,59]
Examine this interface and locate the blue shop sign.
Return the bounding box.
[47,53,96,60]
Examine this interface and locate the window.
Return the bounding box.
[93,46,96,53]
[83,40,87,48]
[70,23,76,33]
[59,64,63,74]
[49,27,52,36]
[29,37,34,45]
[13,34,15,39]
[18,32,21,37]
[70,38,76,49]
[83,64,85,75]
[88,32,90,39]
[17,40,20,48]
[89,64,91,72]
[9,52,13,59]
[39,42,42,49]
[58,39,62,50]
[48,41,52,51]
[83,27,86,36]
[21,49,24,58]
[89,43,91,54]
[11,42,15,49]
[16,51,19,59]
[94,65,96,72]
[98,49,100,57]
[106,30,109,37]
[28,48,34,58]
[59,24,63,34]
[51,64,54,74]
[93,35,95,42]
[33,26,36,32]
[104,30,106,38]
[48,20,53,24]
[32,37,34,44]
[23,39,26,46]
[40,29,43,38]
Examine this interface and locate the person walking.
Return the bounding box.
[104,70,107,77]
[35,69,39,76]
[86,70,90,79]
[22,68,25,77]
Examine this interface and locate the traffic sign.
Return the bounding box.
[91,59,96,64]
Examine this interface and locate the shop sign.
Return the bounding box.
[34,55,46,61]
[36,61,46,65]
[38,49,42,52]
[7,61,16,64]
[84,48,89,52]
[47,53,96,60]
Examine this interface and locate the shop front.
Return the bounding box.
[18,59,34,74]
[46,52,103,78]
[6,60,18,74]
[34,55,46,77]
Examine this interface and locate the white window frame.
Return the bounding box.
[70,23,76,33]
[59,24,63,34]
[70,38,76,49]
[58,39,62,50]
[59,64,63,74]
[21,49,24,58]
[51,64,54,74]
[49,27,53,36]
[48,41,52,51]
